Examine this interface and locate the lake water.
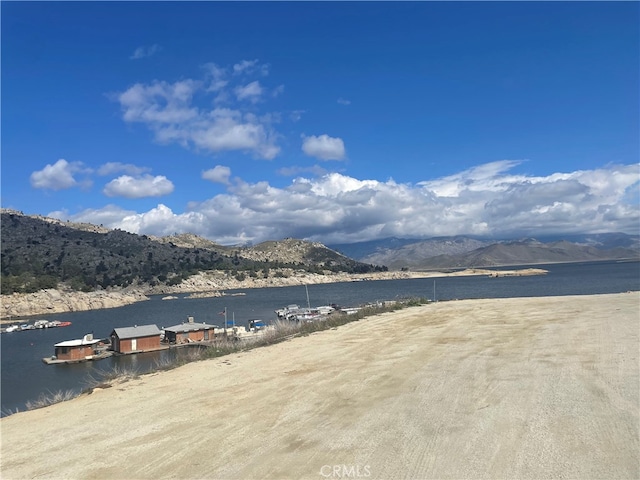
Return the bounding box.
[2,260,638,415]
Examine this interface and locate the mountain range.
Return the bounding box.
[2,209,638,295]
[329,234,640,270]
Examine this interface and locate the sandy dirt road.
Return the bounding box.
[1,292,638,479]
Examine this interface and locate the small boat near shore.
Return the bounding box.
[51,321,72,328]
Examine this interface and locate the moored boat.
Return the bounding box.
[275,304,301,318]
[48,320,72,328]
[42,333,112,365]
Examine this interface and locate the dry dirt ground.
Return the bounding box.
[1,292,638,480]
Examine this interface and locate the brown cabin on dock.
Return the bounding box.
[110,324,162,354]
[163,316,218,345]
[53,334,101,361]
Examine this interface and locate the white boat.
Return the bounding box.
[314,305,335,315]
[275,304,301,318]
[4,325,20,333]
[277,286,336,321]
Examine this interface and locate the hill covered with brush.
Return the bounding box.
[0,210,385,295]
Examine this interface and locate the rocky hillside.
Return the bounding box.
[151,232,231,252]
[0,210,383,295]
[241,238,361,267]
[153,234,361,268]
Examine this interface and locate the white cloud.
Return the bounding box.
[337,98,351,105]
[130,44,161,60]
[188,108,280,159]
[103,174,174,198]
[118,80,200,125]
[115,62,281,160]
[202,165,232,184]
[30,159,91,191]
[62,162,640,245]
[235,81,263,102]
[49,205,137,227]
[97,162,151,176]
[301,134,346,161]
[419,160,525,197]
[118,204,207,237]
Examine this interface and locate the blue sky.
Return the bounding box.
[2,2,638,245]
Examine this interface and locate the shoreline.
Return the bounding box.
[1,292,637,479]
[0,267,546,322]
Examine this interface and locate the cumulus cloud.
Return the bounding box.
[115,61,281,159]
[202,165,232,184]
[116,204,208,237]
[64,162,640,246]
[30,159,91,191]
[301,134,346,161]
[103,174,174,198]
[130,44,161,60]
[118,79,200,125]
[187,108,280,159]
[49,205,137,228]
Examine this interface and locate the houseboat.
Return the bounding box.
[110,324,164,354]
[42,333,112,365]
[163,316,218,345]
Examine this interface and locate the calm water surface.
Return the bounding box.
[2,260,638,415]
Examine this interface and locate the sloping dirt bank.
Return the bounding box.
[0,268,546,321]
[3,292,636,480]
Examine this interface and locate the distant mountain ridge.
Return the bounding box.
[416,239,639,269]
[330,234,640,270]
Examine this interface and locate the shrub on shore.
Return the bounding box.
[24,389,78,411]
